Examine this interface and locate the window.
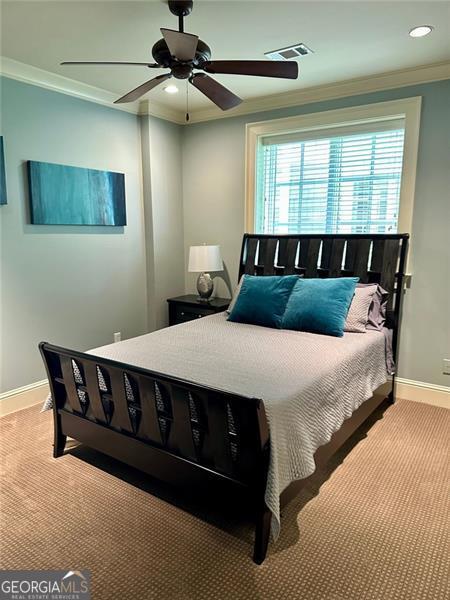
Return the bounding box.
[258,126,404,234]
[246,98,421,236]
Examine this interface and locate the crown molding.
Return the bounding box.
[186,61,450,124]
[139,99,185,124]
[0,56,184,123]
[0,56,139,114]
[1,56,449,125]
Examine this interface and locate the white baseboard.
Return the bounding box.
[395,378,450,409]
[0,380,49,417]
[0,376,448,417]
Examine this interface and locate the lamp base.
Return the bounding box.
[196,272,213,301]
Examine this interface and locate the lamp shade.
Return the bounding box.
[188,245,223,273]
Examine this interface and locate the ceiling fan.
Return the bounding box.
[61,0,299,112]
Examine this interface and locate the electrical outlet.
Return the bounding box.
[443,359,450,376]
[113,332,121,343]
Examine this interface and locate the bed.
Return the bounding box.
[40,233,409,564]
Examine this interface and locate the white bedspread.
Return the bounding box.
[44,313,388,538]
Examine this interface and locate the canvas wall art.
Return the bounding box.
[27,160,126,226]
[0,137,7,205]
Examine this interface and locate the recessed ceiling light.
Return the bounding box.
[409,25,434,38]
[164,85,179,94]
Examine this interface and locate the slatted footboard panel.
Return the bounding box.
[40,342,269,488]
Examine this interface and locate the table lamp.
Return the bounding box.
[188,244,223,301]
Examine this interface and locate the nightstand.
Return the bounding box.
[167,295,230,326]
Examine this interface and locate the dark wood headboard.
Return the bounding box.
[238,233,409,355]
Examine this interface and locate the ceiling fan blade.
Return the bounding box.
[203,60,298,79]
[61,61,160,67]
[161,28,198,61]
[190,74,242,111]
[114,73,172,104]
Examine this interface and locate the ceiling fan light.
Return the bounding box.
[164,84,179,94]
[409,25,434,38]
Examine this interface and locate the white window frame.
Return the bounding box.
[245,97,422,236]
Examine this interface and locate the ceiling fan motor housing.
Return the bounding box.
[151,38,212,76]
[168,1,193,17]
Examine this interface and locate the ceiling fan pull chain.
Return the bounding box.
[186,81,190,122]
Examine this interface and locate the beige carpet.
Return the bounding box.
[1,400,448,600]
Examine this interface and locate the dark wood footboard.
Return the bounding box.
[39,342,271,563]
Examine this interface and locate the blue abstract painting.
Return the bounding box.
[0,137,7,205]
[27,160,126,226]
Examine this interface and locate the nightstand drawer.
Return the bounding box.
[167,295,230,326]
[174,305,213,323]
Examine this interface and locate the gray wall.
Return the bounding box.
[0,77,148,392]
[141,115,185,330]
[1,75,448,392]
[182,80,450,387]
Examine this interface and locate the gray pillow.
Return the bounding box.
[366,284,389,331]
[344,284,378,333]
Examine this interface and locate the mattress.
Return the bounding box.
[44,312,389,539]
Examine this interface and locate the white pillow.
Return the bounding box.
[344,284,378,333]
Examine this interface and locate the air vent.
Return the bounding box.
[265,43,313,61]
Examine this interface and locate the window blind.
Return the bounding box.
[255,122,405,235]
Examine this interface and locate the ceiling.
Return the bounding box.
[1,1,450,117]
